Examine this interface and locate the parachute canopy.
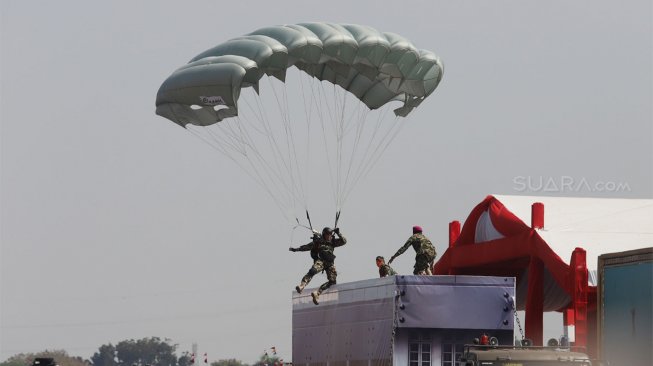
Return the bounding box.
[155,23,444,226]
[156,22,443,127]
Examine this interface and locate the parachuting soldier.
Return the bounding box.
[376,256,397,277]
[389,226,436,275]
[289,227,347,305]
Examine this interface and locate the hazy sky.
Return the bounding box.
[1,0,651,364]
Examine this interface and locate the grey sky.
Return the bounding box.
[1,0,651,364]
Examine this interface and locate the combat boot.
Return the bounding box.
[295,283,305,294]
[311,291,320,305]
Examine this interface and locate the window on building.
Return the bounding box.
[441,343,463,366]
[408,332,432,366]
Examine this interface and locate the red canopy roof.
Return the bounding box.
[434,195,581,311]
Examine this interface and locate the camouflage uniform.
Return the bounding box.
[379,263,397,277]
[294,233,347,294]
[390,233,436,275]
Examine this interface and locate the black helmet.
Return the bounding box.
[322,227,333,235]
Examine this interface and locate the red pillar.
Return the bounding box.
[563,308,575,343]
[525,257,544,345]
[587,299,597,358]
[449,220,461,248]
[531,202,544,229]
[570,248,588,349]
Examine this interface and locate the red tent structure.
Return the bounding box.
[433,195,595,353]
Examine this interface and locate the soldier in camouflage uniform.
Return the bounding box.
[389,226,436,275]
[289,227,347,305]
[376,256,397,277]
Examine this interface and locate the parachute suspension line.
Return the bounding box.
[343,114,407,204]
[340,106,394,204]
[331,84,342,212]
[335,85,348,214]
[246,94,294,197]
[224,109,294,208]
[201,91,300,223]
[320,81,340,207]
[336,89,370,211]
[341,95,366,136]
[202,123,244,155]
[223,117,298,217]
[249,89,296,196]
[231,116,297,208]
[309,79,339,207]
[338,107,387,196]
[261,78,308,214]
[338,102,370,209]
[329,81,347,211]
[238,91,267,136]
[298,72,314,214]
[333,104,384,206]
[267,77,308,213]
[210,115,258,155]
[361,115,406,180]
[283,79,309,210]
[339,87,358,211]
[241,86,303,212]
[185,124,293,222]
[186,125,227,154]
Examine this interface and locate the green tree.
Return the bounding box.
[251,354,280,366]
[176,353,191,366]
[210,359,248,366]
[0,354,26,366]
[114,338,177,366]
[91,344,117,366]
[0,350,89,366]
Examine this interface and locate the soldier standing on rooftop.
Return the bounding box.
[389,226,436,275]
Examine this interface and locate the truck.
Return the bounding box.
[459,344,592,366]
[32,359,57,366]
[292,275,516,366]
[597,247,653,366]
